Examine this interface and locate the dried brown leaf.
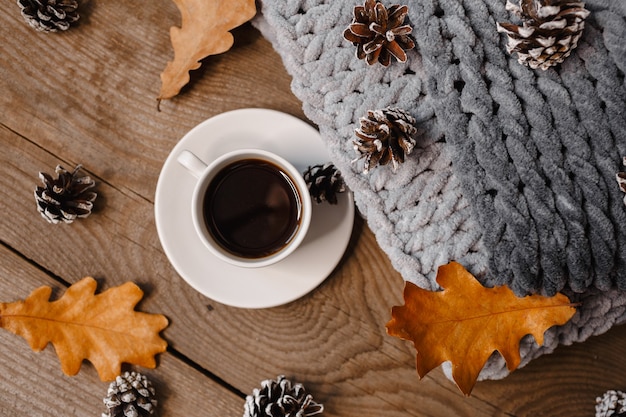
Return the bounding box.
[386,261,577,395]
[158,0,257,102]
[0,277,168,381]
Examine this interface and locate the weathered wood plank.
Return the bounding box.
[473,323,626,416]
[0,242,243,417]
[0,0,305,201]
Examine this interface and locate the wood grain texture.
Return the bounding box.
[0,243,243,417]
[1,1,626,416]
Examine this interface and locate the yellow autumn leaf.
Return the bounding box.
[386,261,578,395]
[158,0,257,102]
[0,277,168,381]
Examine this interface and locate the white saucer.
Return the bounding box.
[155,108,355,308]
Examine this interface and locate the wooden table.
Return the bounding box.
[1,2,625,416]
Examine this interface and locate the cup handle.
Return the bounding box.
[177,150,207,179]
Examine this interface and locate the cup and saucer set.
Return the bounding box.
[154,109,355,309]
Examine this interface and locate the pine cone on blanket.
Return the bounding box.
[343,0,415,66]
[353,108,417,173]
[617,157,626,207]
[496,0,590,70]
[243,375,324,417]
[17,0,79,32]
[34,164,97,224]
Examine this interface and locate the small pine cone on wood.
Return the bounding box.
[595,389,626,417]
[17,0,80,32]
[243,375,324,417]
[303,163,346,205]
[102,371,157,417]
[496,0,590,70]
[34,164,97,224]
[353,107,417,173]
[343,0,415,66]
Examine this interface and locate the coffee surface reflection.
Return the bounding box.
[203,158,302,258]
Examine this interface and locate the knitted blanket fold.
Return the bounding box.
[253,0,626,379]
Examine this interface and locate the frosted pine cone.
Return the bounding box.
[244,375,324,417]
[595,389,626,417]
[34,164,97,224]
[496,0,590,70]
[17,0,79,32]
[617,157,626,207]
[303,163,346,205]
[102,372,157,417]
[353,107,417,173]
[343,0,415,66]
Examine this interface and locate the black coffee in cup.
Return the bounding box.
[203,158,302,259]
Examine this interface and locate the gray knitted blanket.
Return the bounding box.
[253,0,626,380]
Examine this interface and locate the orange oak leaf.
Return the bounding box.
[0,277,168,381]
[158,0,257,102]
[386,261,577,396]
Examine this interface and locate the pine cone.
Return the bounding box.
[595,389,626,417]
[353,107,417,173]
[102,372,157,417]
[303,163,346,205]
[34,164,97,224]
[343,0,415,66]
[243,375,324,417]
[17,0,79,32]
[617,157,626,207]
[496,0,590,70]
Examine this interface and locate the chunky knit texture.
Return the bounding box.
[254,0,626,379]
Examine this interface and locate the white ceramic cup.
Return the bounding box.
[178,149,312,268]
